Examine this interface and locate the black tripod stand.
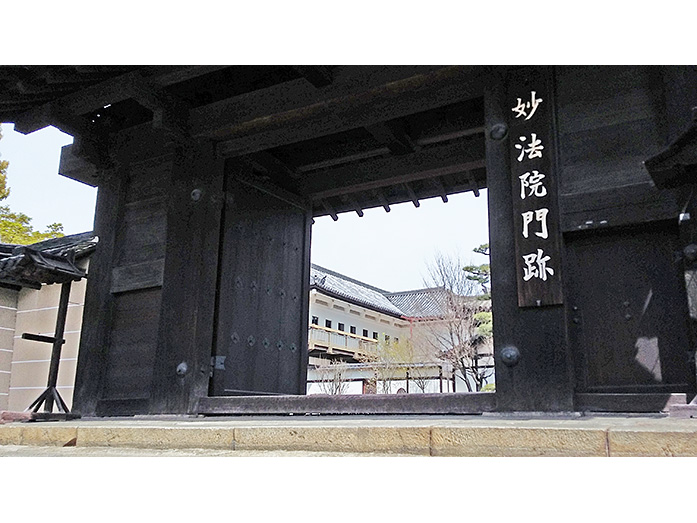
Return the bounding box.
[24,281,81,421]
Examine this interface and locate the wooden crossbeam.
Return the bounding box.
[246,151,299,179]
[404,182,420,208]
[296,147,390,173]
[312,176,481,219]
[433,177,449,203]
[192,66,445,140]
[292,66,334,88]
[125,73,190,140]
[216,66,486,157]
[234,170,310,212]
[344,194,364,217]
[375,189,391,212]
[200,66,486,157]
[321,199,339,221]
[364,121,417,155]
[12,66,226,135]
[468,172,481,197]
[301,137,485,200]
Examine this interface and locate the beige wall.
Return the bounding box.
[1,275,87,412]
[0,289,19,411]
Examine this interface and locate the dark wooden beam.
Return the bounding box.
[404,182,420,207]
[197,392,496,415]
[364,120,417,155]
[209,66,488,157]
[312,176,483,219]
[468,172,481,197]
[149,139,226,414]
[296,147,390,173]
[300,136,485,200]
[12,66,227,135]
[233,168,311,213]
[245,151,299,179]
[58,144,98,187]
[321,199,339,221]
[575,393,687,413]
[433,177,449,203]
[375,189,391,212]
[292,66,333,88]
[344,194,364,217]
[559,182,680,232]
[72,169,126,417]
[485,66,573,412]
[125,73,190,140]
[191,66,446,141]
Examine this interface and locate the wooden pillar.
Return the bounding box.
[485,67,574,411]
[149,139,225,414]
[72,167,125,417]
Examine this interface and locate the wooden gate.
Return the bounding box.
[566,221,696,395]
[209,173,312,396]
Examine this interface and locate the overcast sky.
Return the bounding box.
[0,122,490,293]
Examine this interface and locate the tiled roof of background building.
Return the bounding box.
[310,264,404,317]
[384,287,448,318]
[310,264,488,319]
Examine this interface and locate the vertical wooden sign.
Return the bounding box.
[507,67,563,307]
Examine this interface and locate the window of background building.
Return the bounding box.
[338,322,344,331]
[372,332,378,340]
[325,319,332,329]
[363,329,369,337]
[311,316,319,325]
[350,326,356,334]
[385,335,390,342]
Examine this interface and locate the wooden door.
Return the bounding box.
[210,180,311,396]
[566,221,696,393]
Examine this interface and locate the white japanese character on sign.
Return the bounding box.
[512,91,543,121]
[521,208,549,239]
[519,170,547,199]
[522,249,555,282]
[515,134,544,162]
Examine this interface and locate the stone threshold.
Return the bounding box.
[1,414,696,456]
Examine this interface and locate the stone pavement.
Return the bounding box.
[2,413,697,456]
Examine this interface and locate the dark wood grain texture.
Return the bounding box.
[486,67,574,411]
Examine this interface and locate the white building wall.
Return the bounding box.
[309,289,409,344]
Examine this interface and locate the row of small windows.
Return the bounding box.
[311,315,397,342]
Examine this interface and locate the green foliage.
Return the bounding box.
[0,125,64,245]
[0,206,64,244]
[463,243,491,295]
[474,310,493,338]
[480,383,496,392]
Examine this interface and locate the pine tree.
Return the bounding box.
[0,125,64,245]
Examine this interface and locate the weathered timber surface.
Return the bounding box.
[110,259,165,294]
[214,66,487,157]
[72,169,125,417]
[486,67,574,411]
[189,66,452,141]
[565,221,696,393]
[149,139,225,414]
[575,393,687,413]
[210,163,311,397]
[559,182,681,232]
[102,288,162,399]
[197,392,496,415]
[58,144,98,187]
[556,66,677,231]
[300,136,485,199]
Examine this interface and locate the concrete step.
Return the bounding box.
[2,414,697,456]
